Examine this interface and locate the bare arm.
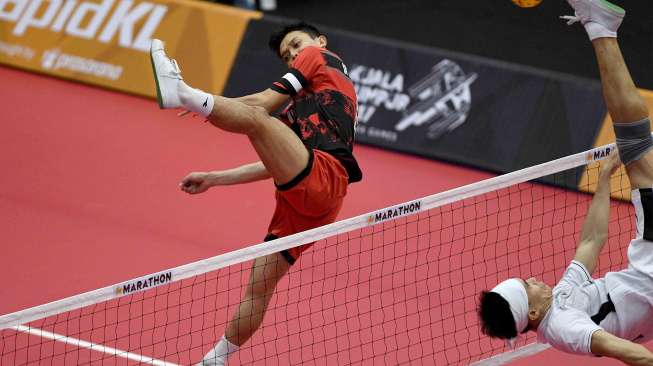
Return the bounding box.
[573,153,621,274]
[180,162,271,194]
[208,161,271,185]
[234,88,290,114]
[591,330,653,366]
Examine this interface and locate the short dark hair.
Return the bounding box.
[478,291,518,339]
[268,21,322,57]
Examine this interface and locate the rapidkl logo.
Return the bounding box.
[0,0,167,52]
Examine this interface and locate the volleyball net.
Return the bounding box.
[0,143,635,365]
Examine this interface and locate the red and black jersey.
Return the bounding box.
[271,46,362,183]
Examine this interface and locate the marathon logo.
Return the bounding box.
[587,146,613,162]
[0,0,167,52]
[368,200,422,224]
[116,271,173,295]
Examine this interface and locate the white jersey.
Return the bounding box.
[536,261,607,355]
[537,189,653,355]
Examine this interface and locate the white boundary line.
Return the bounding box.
[11,325,178,366]
[469,343,552,366]
[0,143,615,335]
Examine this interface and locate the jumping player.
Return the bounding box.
[150,22,362,365]
[478,1,653,364]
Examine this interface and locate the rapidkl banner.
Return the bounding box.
[0,0,260,97]
[225,18,607,186]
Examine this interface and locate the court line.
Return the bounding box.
[469,342,551,366]
[12,325,179,366]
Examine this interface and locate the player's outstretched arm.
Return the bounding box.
[180,162,271,194]
[574,152,621,274]
[234,88,290,114]
[591,330,653,366]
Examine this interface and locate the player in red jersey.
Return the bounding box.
[150,22,362,365]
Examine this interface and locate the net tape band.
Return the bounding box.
[0,142,618,330]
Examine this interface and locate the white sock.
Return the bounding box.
[584,21,617,41]
[179,81,215,118]
[199,335,239,366]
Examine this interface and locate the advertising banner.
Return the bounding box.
[0,0,260,97]
[225,18,607,188]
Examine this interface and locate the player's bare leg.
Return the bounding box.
[203,98,310,186]
[591,39,653,188]
[225,253,290,345]
[200,253,290,365]
[150,40,309,186]
[565,0,652,187]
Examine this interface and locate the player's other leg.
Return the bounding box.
[150,39,309,186]
[566,0,652,188]
[199,252,290,365]
[593,39,652,189]
[226,253,290,346]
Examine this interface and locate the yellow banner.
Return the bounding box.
[578,89,653,200]
[0,0,261,97]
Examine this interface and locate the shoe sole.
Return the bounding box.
[150,46,164,109]
[597,0,625,14]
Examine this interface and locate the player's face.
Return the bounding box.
[279,30,326,67]
[523,277,552,305]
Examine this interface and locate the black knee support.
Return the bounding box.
[614,118,653,165]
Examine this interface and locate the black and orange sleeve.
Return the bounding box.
[270,46,322,96]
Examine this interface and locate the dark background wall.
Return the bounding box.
[219,0,652,90]
[224,16,607,181]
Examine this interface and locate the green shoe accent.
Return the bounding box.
[597,0,625,14]
[150,50,164,109]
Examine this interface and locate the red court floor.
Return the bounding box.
[0,66,649,365]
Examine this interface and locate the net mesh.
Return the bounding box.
[0,150,635,365]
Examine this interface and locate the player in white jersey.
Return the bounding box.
[478,0,653,364]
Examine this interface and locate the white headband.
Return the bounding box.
[491,278,529,339]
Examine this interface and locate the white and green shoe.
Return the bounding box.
[562,0,625,40]
[150,39,184,109]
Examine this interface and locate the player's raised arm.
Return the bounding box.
[234,88,290,114]
[573,152,621,274]
[234,46,322,114]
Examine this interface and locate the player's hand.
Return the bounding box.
[599,150,621,179]
[180,172,214,194]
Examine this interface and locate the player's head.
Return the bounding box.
[269,22,327,67]
[478,278,552,341]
